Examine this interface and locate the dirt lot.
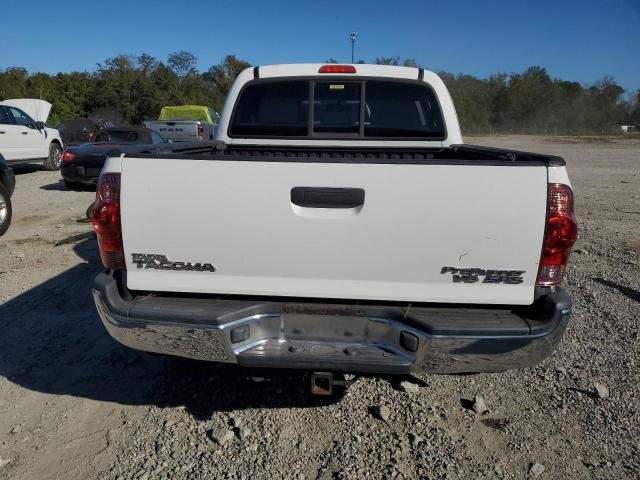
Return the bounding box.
[0,136,638,480]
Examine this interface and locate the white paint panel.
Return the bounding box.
[102,155,123,174]
[547,166,571,186]
[121,158,548,305]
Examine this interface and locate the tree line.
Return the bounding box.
[0,52,250,126]
[1,51,638,135]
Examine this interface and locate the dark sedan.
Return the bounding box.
[60,127,168,190]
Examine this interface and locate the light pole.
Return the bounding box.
[350,31,358,64]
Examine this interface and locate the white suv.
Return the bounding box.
[0,99,64,170]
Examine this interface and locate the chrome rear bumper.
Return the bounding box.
[93,272,571,374]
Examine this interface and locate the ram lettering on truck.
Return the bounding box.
[143,105,218,142]
[91,64,577,388]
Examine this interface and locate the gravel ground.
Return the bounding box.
[0,136,638,479]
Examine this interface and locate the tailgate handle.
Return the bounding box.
[291,187,365,209]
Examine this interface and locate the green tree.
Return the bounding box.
[506,66,554,134]
[402,58,419,68]
[0,67,28,99]
[441,73,493,133]
[375,56,400,66]
[584,78,626,134]
[87,55,139,123]
[168,51,197,78]
[487,73,510,133]
[628,90,640,126]
[203,55,251,110]
[1,57,635,135]
[48,72,92,124]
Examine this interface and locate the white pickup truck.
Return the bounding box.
[91,64,577,385]
[143,105,218,142]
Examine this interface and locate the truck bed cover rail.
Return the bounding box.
[124,143,565,166]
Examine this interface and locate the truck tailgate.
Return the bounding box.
[144,121,200,142]
[120,156,547,305]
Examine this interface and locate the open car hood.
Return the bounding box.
[0,98,52,122]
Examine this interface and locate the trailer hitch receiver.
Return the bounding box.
[310,372,355,395]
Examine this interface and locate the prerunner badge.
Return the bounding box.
[441,266,525,284]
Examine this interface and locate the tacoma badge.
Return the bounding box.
[132,253,216,272]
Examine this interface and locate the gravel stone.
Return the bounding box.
[229,413,242,427]
[399,380,420,394]
[235,427,251,440]
[529,462,545,477]
[207,427,234,446]
[472,395,488,414]
[372,405,391,421]
[9,425,23,434]
[593,382,610,399]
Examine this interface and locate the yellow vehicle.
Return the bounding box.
[144,105,218,142]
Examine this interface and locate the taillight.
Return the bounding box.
[88,132,94,141]
[536,183,577,286]
[61,151,75,163]
[197,124,204,139]
[318,65,357,74]
[92,173,125,270]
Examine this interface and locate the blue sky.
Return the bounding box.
[1,0,639,91]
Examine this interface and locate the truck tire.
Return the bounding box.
[0,183,12,236]
[86,201,95,219]
[43,143,63,171]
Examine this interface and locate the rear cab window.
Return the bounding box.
[231,81,309,137]
[314,82,361,134]
[229,78,445,139]
[365,82,445,137]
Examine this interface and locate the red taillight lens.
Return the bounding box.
[61,151,75,163]
[88,132,94,141]
[197,124,204,139]
[92,173,125,270]
[318,65,356,74]
[536,183,577,286]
